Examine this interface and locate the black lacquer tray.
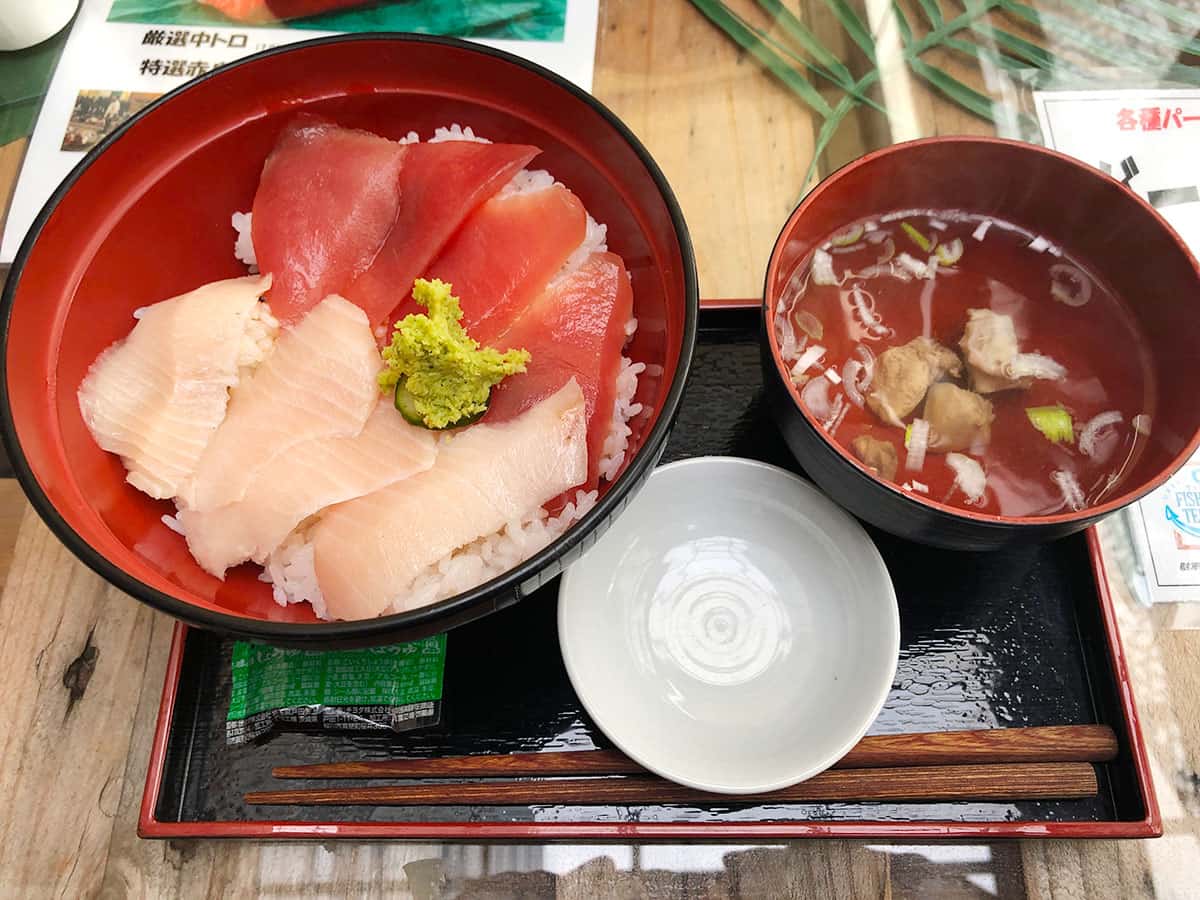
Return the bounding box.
[140,307,1158,840]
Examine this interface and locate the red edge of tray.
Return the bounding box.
[138,531,1162,841]
[699,297,760,310]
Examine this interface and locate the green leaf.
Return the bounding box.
[998,0,1165,69]
[943,36,1028,71]
[0,29,68,146]
[821,0,877,63]
[754,0,855,83]
[907,0,1001,55]
[891,0,915,45]
[691,0,1199,198]
[914,0,944,29]
[748,2,891,113]
[690,0,835,118]
[1056,0,1200,58]
[969,21,1068,71]
[806,93,861,188]
[906,56,998,122]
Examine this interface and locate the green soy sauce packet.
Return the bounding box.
[226,635,447,744]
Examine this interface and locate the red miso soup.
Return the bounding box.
[774,210,1155,517]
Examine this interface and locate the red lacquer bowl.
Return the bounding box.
[763,137,1200,550]
[1,35,697,644]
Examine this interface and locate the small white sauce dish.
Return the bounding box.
[558,456,900,795]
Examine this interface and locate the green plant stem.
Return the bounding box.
[689,0,835,117]
[805,70,881,188]
[754,0,855,82]
[944,35,1027,70]
[999,0,1168,70]
[1055,0,1200,58]
[747,1,890,113]
[821,0,878,62]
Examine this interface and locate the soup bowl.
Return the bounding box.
[1,34,698,645]
[763,136,1200,551]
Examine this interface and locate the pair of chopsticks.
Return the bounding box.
[245,724,1116,806]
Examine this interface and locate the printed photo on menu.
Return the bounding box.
[107,0,569,39]
[61,90,161,152]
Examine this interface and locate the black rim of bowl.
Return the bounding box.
[0,32,699,642]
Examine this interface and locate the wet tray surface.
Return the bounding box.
[142,307,1157,839]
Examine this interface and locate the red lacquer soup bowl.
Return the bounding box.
[763,137,1200,551]
[1,35,697,645]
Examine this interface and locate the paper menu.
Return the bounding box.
[1035,87,1200,608]
[1035,89,1200,252]
[0,0,600,264]
[1130,465,1200,599]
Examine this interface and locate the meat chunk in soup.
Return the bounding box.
[960,308,1065,393]
[866,337,961,426]
[924,382,994,452]
[851,434,899,481]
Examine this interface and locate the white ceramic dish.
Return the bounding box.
[558,456,900,795]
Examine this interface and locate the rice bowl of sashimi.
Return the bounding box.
[1,35,697,644]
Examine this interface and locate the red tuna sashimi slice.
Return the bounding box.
[344,141,539,326]
[484,252,634,486]
[393,183,587,335]
[252,117,406,323]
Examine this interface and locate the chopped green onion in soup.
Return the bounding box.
[900,221,934,253]
[830,224,865,247]
[934,238,963,266]
[905,418,930,471]
[793,309,823,340]
[1026,406,1074,444]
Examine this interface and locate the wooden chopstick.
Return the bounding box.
[270,724,1118,780]
[246,761,1098,806]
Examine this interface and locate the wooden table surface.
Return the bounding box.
[3,2,1200,897]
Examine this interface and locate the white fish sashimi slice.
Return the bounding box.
[182,295,379,511]
[178,401,437,577]
[77,274,273,500]
[313,379,588,621]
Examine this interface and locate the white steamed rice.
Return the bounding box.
[232,211,257,271]
[428,123,490,144]
[388,487,598,613]
[238,301,280,379]
[227,123,645,620]
[499,167,556,198]
[598,354,645,482]
[261,533,329,620]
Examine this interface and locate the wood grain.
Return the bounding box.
[247,762,1098,807]
[0,138,29,240]
[272,724,1118,779]
[593,1,817,300]
[0,512,159,897]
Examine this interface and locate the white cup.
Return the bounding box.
[0,0,79,52]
